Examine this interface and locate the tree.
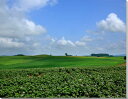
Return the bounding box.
[91,53,109,57]
[14,54,25,56]
[65,53,72,56]
[124,56,126,60]
[65,53,68,56]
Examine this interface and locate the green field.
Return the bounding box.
[0,55,125,69]
[0,55,126,98]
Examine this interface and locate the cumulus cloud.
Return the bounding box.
[0,37,24,48]
[13,0,58,12]
[39,13,125,55]
[75,41,86,46]
[73,36,93,46]
[97,13,125,33]
[57,37,75,47]
[0,1,125,56]
[0,0,55,55]
[0,18,46,38]
[0,1,46,38]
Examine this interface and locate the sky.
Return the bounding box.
[0,0,126,56]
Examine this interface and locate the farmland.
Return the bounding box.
[0,55,126,98]
[0,55,125,69]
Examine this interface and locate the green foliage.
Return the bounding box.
[0,66,126,98]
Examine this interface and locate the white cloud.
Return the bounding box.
[0,37,24,48]
[81,36,93,42]
[0,18,46,38]
[0,1,125,56]
[24,19,46,35]
[57,37,75,46]
[73,36,93,47]
[106,41,126,51]
[49,0,58,6]
[0,0,51,55]
[75,41,86,46]
[97,13,125,33]
[50,38,56,43]
[0,0,47,38]
[13,0,58,12]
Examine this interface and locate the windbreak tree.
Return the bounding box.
[65,53,72,56]
[65,53,68,56]
[91,53,110,57]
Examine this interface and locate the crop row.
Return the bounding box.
[0,66,126,98]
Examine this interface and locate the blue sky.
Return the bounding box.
[0,0,126,56]
[27,0,126,41]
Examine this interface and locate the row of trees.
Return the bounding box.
[91,53,113,57]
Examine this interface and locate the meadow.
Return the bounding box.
[0,55,126,98]
[0,55,125,69]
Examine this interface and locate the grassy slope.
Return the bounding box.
[0,55,125,69]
